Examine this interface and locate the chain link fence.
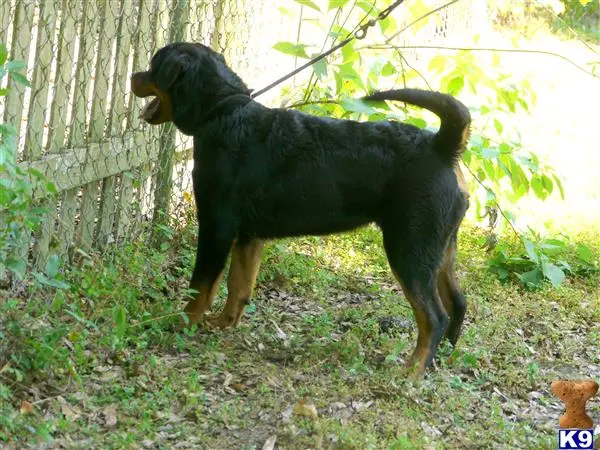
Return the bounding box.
[0,0,294,276]
[1,0,478,279]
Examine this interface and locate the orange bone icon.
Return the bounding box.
[551,380,599,429]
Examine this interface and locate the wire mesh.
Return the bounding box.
[0,0,283,270]
[0,0,477,275]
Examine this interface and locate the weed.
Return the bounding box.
[0,221,597,448]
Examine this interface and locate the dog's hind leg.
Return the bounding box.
[183,223,234,326]
[205,237,264,329]
[437,233,467,345]
[382,224,449,377]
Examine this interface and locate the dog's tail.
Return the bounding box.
[363,89,470,164]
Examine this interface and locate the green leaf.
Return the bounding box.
[5,60,26,71]
[541,174,553,195]
[428,56,446,74]
[334,71,343,95]
[522,238,538,262]
[0,123,16,136]
[366,112,387,122]
[0,43,7,66]
[509,159,529,199]
[341,40,358,64]
[405,117,427,129]
[45,182,58,194]
[531,175,547,200]
[379,15,396,34]
[28,168,44,179]
[113,306,127,336]
[9,71,31,87]
[481,147,499,159]
[328,0,350,9]
[469,134,483,148]
[496,266,509,280]
[538,238,566,254]
[294,0,321,12]
[381,61,397,76]
[517,98,530,113]
[313,58,328,78]
[493,119,503,135]
[553,174,565,199]
[45,254,61,278]
[6,257,26,279]
[542,261,565,287]
[520,268,543,288]
[272,42,310,59]
[337,63,365,91]
[483,159,496,180]
[462,148,472,164]
[576,243,593,264]
[340,98,377,115]
[447,76,464,95]
[32,272,70,289]
[518,154,539,172]
[407,0,430,31]
[278,6,293,16]
[498,143,512,154]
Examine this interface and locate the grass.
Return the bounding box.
[1,221,599,449]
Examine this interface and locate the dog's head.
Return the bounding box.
[130,43,250,135]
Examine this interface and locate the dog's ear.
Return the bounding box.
[156,53,188,91]
[213,53,227,65]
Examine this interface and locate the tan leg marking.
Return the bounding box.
[437,246,454,317]
[205,238,264,329]
[182,271,224,327]
[394,274,446,378]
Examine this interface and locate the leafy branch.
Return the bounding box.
[365,44,599,79]
[270,0,597,288]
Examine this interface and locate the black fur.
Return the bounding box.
[131,42,471,374]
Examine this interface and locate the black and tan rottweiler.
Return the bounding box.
[131,42,470,375]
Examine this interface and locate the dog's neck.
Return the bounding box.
[198,93,252,124]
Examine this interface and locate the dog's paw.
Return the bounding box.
[176,312,204,333]
[203,313,236,330]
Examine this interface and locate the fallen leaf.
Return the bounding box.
[293,399,318,418]
[61,403,80,421]
[103,404,118,428]
[270,320,287,340]
[330,402,347,410]
[100,369,122,381]
[281,405,294,422]
[351,400,373,411]
[20,400,34,415]
[223,372,233,389]
[421,421,442,437]
[230,383,246,392]
[262,435,277,450]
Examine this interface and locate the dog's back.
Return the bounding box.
[363,89,471,165]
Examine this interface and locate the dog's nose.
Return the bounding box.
[130,74,141,92]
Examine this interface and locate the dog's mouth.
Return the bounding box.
[131,72,173,124]
[137,92,172,124]
[141,97,162,122]
[137,95,172,124]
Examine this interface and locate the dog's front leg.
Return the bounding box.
[183,221,234,327]
[205,237,264,329]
